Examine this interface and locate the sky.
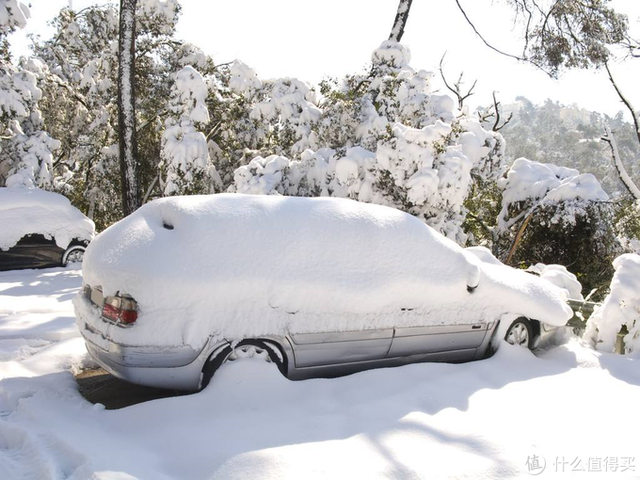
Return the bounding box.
[10,0,640,118]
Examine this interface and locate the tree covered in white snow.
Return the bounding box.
[494,97,640,197]
[496,157,621,298]
[227,41,506,243]
[0,0,28,58]
[203,60,323,188]
[30,2,215,228]
[0,1,60,190]
[585,253,640,355]
[160,65,220,195]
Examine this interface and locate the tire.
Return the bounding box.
[200,339,285,390]
[504,318,534,349]
[62,245,85,266]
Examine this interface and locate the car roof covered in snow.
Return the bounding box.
[0,187,95,251]
[81,194,572,347]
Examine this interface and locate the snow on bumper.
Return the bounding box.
[73,294,209,390]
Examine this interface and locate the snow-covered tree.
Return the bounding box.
[160,65,220,195]
[0,0,28,59]
[585,253,640,355]
[205,60,265,186]
[0,2,60,189]
[250,77,321,155]
[31,2,212,228]
[229,41,506,243]
[31,5,121,226]
[497,157,621,298]
[494,97,639,197]
[204,60,322,189]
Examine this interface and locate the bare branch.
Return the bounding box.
[505,211,534,265]
[491,92,513,132]
[42,73,91,110]
[205,120,223,142]
[453,0,526,63]
[142,175,160,204]
[438,53,477,109]
[213,61,234,70]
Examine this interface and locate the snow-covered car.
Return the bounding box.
[0,188,95,271]
[74,194,573,391]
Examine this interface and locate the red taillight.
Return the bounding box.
[102,295,138,325]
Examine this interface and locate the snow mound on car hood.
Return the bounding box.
[80,194,571,348]
[0,187,95,250]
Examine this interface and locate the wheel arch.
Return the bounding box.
[199,336,290,390]
[62,244,86,266]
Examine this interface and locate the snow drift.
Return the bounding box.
[585,253,640,356]
[0,187,95,250]
[77,194,572,348]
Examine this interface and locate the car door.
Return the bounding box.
[30,234,64,268]
[0,235,37,271]
[288,328,394,368]
[388,322,490,361]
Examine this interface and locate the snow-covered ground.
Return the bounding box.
[1,267,639,479]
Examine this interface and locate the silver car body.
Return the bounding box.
[77,285,558,391]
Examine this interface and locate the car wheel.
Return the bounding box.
[62,246,85,266]
[200,339,285,390]
[504,318,534,349]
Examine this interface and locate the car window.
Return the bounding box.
[17,234,55,246]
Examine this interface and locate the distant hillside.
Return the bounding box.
[485,97,639,197]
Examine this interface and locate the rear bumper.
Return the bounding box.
[82,336,206,391]
[76,295,211,391]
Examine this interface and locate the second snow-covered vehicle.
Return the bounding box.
[0,187,95,271]
[74,194,572,390]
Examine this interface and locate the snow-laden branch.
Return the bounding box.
[497,158,611,263]
[602,123,640,201]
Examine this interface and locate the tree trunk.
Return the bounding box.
[388,0,413,42]
[117,0,140,216]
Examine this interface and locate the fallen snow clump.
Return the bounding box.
[526,263,583,301]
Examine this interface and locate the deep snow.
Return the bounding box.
[1,267,639,479]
